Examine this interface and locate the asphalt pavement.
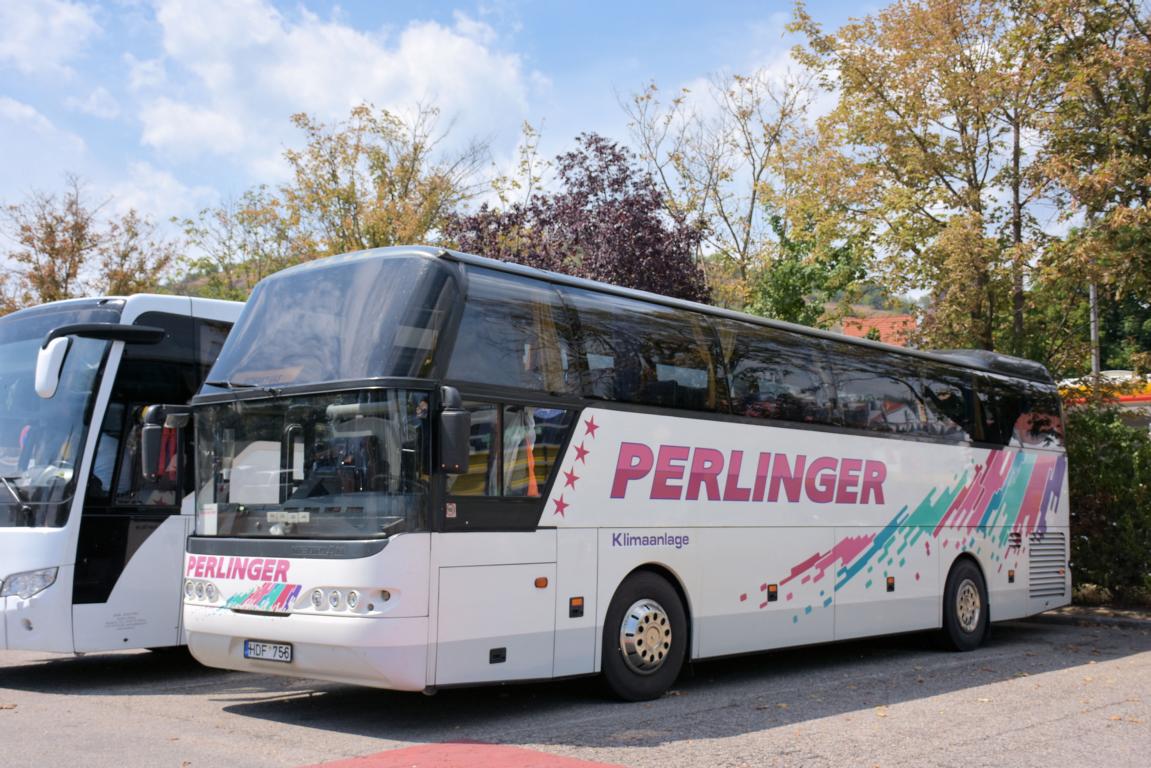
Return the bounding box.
[1,616,1148,768]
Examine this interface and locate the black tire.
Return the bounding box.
[602,571,687,701]
[941,559,989,652]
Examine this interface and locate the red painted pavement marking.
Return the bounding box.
[301,742,627,768]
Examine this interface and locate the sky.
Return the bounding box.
[0,0,865,232]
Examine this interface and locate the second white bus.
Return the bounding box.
[0,294,241,654]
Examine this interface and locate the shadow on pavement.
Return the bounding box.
[216,619,1151,749]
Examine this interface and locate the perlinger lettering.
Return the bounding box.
[185,555,291,582]
[610,442,887,504]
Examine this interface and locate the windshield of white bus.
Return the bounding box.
[194,388,430,539]
[202,253,459,391]
[0,303,119,527]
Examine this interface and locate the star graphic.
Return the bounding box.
[584,415,599,438]
[553,495,569,517]
[574,441,590,464]
[563,468,580,489]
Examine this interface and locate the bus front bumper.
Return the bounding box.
[184,604,428,691]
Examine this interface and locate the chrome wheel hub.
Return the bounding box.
[956,578,981,633]
[619,598,672,674]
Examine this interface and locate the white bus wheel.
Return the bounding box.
[941,559,989,652]
[602,572,687,701]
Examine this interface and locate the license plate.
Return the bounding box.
[243,639,292,663]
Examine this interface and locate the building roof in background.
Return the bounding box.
[840,315,917,346]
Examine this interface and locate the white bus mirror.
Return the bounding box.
[35,337,72,399]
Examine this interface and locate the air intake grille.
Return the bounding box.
[1029,532,1067,598]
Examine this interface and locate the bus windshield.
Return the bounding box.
[203,253,459,390]
[194,388,430,539]
[0,303,119,528]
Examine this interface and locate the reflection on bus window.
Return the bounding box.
[448,402,572,497]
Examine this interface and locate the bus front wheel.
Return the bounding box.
[602,572,687,701]
[941,558,988,652]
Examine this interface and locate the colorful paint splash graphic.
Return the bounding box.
[740,449,1066,622]
[225,582,302,612]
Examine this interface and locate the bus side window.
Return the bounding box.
[973,374,1021,446]
[501,406,572,497]
[447,269,579,394]
[447,402,573,498]
[718,320,835,426]
[447,402,500,496]
[830,348,925,435]
[920,366,975,443]
[564,288,718,412]
[1015,385,1064,448]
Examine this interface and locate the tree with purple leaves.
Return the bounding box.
[443,133,709,303]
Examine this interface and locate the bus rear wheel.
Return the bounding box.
[941,559,988,652]
[602,572,686,701]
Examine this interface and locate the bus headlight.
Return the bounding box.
[184,580,195,599]
[328,590,342,609]
[346,590,359,609]
[0,567,59,599]
[205,583,219,602]
[310,589,324,610]
[194,582,206,600]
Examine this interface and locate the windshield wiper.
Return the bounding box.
[0,475,22,505]
[205,379,260,389]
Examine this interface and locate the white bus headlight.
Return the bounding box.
[346,590,359,609]
[310,589,324,609]
[194,581,206,600]
[184,580,195,599]
[205,583,219,602]
[0,567,59,599]
[328,590,342,609]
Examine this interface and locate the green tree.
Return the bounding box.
[793,0,1061,352]
[1,175,175,313]
[281,103,489,256]
[623,72,812,307]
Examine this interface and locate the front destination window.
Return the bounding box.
[195,388,431,539]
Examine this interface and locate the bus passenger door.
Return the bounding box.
[72,312,200,652]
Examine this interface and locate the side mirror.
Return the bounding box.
[140,404,191,481]
[35,337,71,399]
[438,386,471,474]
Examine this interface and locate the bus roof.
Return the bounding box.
[276,245,1056,385]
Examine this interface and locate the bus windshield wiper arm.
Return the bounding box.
[205,379,260,389]
[0,474,23,505]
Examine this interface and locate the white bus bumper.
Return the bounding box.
[185,605,429,691]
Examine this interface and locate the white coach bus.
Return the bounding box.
[0,294,240,654]
[180,246,1068,700]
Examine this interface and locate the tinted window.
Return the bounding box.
[919,365,976,443]
[88,312,200,508]
[209,254,458,388]
[831,346,926,434]
[565,288,719,411]
[974,374,1022,446]
[718,320,836,426]
[1014,384,1064,448]
[447,268,579,393]
[448,401,572,497]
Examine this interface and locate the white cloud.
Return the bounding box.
[0,97,87,202]
[0,0,100,76]
[125,53,167,90]
[139,98,246,155]
[141,0,535,175]
[0,96,85,152]
[65,86,120,119]
[104,161,217,222]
